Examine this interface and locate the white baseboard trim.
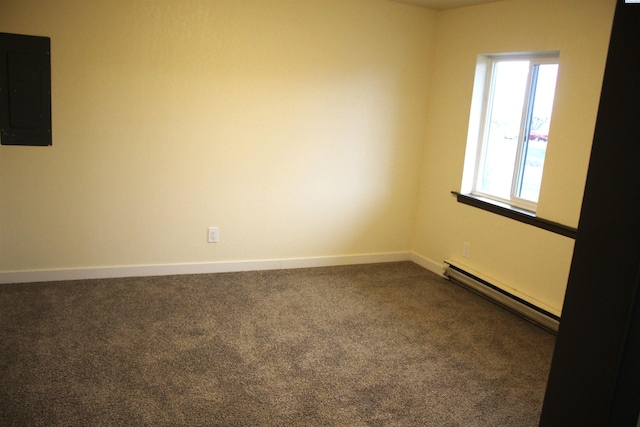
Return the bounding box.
[409,253,445,276]
[0,252,415,284]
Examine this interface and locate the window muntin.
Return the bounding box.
[472,54,559,212]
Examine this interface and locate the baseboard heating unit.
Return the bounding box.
[443,261,560,333]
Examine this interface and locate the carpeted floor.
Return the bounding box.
[0,261,555,426]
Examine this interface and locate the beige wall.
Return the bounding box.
[0,0,435,271]
[413,0,615,314]
[0,0,617,315]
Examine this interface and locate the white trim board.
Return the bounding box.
[0,252,446,284]
[409,253,445,276]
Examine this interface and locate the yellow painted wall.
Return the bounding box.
[0,0,617,315]
[0,0,435,271]
[413,0,615,314]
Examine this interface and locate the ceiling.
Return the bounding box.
[390,0,503,10]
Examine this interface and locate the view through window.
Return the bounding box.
[472,54,559,212]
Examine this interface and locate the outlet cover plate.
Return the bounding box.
[208,227,219,243]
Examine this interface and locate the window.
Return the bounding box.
[462,52,559,212]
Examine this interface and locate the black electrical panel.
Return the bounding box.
[0,32,52,146]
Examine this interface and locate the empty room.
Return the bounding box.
[2,0,631,425]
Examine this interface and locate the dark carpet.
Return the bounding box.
[0,261,555,426]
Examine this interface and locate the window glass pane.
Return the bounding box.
[477,61,529,199]
[519,63,559,202]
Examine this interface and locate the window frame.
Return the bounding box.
[469,52,559,213]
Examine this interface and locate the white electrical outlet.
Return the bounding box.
[463,242,471,258]
[208,227,219,243]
